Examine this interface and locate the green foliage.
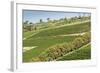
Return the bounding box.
[58,44,91,60]
[31,32,91,61]
[40,19,43,23]
[81,32,91,43]
[32,22,90,38]
[23,17,91,62]
[24,20,29,25]
[47,18,50,22]
[23,36,77,62]
[72,37,84,49]
[23,16,90,32]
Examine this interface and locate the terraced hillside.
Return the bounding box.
[23,21,91,62]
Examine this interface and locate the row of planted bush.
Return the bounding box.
[31,32,91,62]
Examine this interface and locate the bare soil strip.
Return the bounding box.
[23,46,37,52]
[52,32,86,37]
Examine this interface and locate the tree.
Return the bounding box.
[78,16,82,19]
[40,19,43,23]
[47,18,50,22]
[24,20,29,24]
[64,17,67,21]
[23,21,29,29]
[29,22,33,25]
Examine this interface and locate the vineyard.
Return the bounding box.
[23,16,91,62]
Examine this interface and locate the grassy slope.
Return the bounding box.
[23,36,78,62]
[23,21,90,62]
[24,21,90,38]
[31,22,90,38]
[58,43,91,61]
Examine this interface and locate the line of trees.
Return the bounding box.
[23,16,90,32]
[31,32,91,62]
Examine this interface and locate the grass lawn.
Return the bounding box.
[57,43,91,61]
[23,21,90,39]
[23,36,78,62]
[31,22,90,38]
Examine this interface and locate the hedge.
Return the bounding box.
[31,32,91,62]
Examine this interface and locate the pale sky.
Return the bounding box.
[23,10,90,23]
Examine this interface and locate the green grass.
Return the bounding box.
[23,36,78,62]
[58,43,91,60]
[23,21,91,62]
[23,21,90,39]
[23,31,35,38]
[31,22,90,38]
